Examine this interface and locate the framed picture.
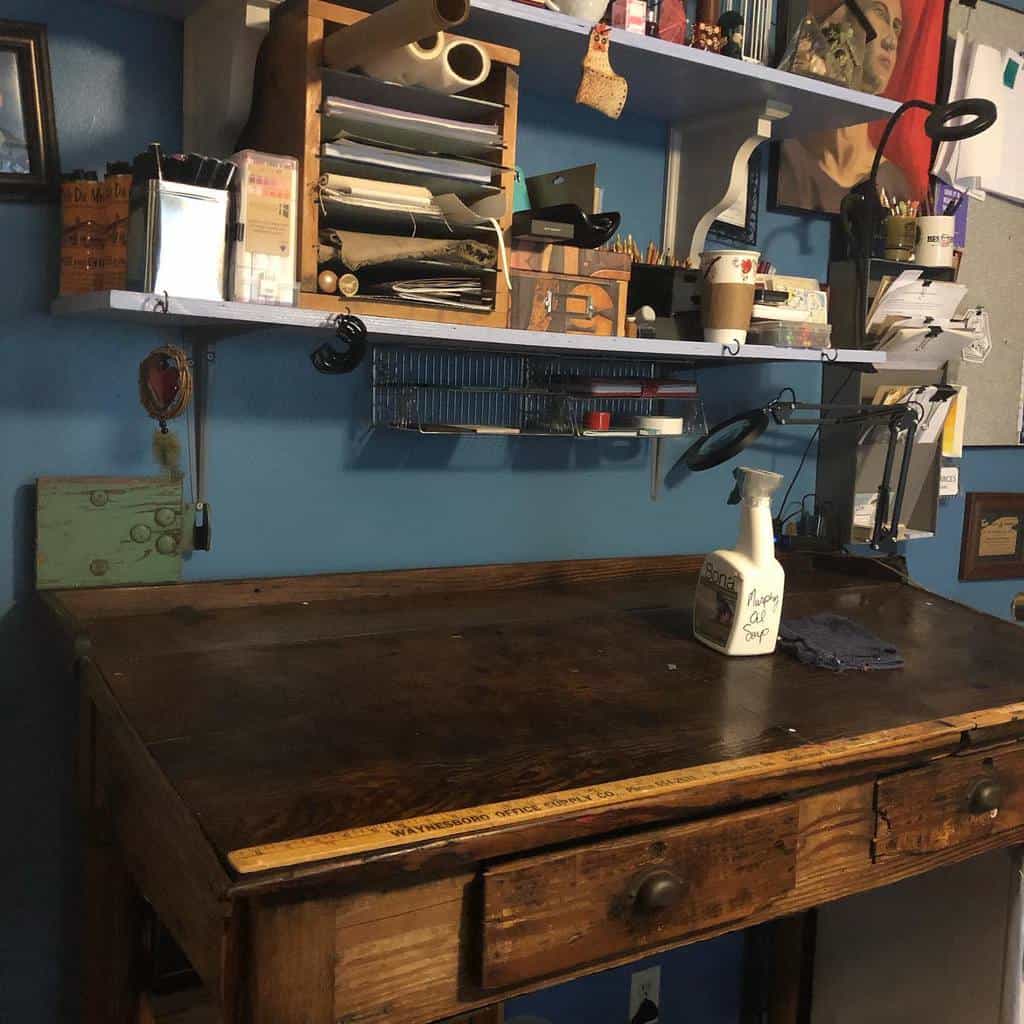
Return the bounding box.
[959,493,1024,582]
[708,154,760,247]
[0,20,59,201]
[769,0,949,216]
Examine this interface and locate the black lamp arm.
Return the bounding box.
[771,400,916,427]
[769,400,921,550]
[868,100,936,187]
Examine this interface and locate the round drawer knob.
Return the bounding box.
[154,507,176,527]
[633,869,683,914]
[130,524,152,543]
[156,533,178,555]
[969,779,1003,815]
[89,559,109,577]
[90,491,108,507]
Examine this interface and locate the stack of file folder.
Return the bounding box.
[317,78,509,313]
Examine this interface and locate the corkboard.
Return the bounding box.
[946,1,1024,447]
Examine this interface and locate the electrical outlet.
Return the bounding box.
[628,965,661,1024]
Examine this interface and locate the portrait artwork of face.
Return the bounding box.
[772,0,942,216]
[859,0,903,94]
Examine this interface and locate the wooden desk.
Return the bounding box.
[44,554,1024,1023]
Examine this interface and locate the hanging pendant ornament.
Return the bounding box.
[576,25,628,120]
[138,344,194,477]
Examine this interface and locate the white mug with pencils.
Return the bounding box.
[915,216,956,268]
[879,190,955,267]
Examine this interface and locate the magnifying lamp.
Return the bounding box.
[679,397,928,552]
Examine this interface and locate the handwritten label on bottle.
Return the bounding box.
[742,588,780,645]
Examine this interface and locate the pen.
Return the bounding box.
[944,192,965,216]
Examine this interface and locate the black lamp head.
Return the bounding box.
[682,408,770,472]
[924,98,997,143]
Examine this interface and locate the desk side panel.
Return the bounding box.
[87,662,235,1006]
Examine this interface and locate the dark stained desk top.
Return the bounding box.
[47,555,1024,882]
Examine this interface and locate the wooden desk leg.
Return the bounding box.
[741,912,817,1024]
[81,825,144,1024]
[80,685,146,1024]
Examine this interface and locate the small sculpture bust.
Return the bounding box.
[718,10,744,58]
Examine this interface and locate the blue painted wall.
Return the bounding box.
[906,449,1024,620]
[1,4,182,1022]
[5,2,1015,1022]
[505,934,745,1024]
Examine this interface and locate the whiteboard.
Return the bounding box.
[946,1,1024,446]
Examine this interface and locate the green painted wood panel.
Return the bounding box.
[36,476,185,589]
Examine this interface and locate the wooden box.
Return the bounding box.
[510,269,626,337]
[510,243,631,280]
[241,0,519,328]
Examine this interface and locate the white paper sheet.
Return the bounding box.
[933,37,1024,203]
[933,33,979,193]
[867,272,969,331]
[915,388,959,445]
[987,49,1024,203]
[939,466,960,496]
[878,325,975,363]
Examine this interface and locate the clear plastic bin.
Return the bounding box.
[749,321,832,350]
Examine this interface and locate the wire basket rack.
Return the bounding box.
[371,346,707,438]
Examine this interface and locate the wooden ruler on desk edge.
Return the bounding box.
[227,701,1024,874]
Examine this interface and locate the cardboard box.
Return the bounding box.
[510,243,631,281]
[511,270,627,336]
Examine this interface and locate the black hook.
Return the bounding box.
[821,349,839,363]
[722,339,741,356]
[310,312,369,375]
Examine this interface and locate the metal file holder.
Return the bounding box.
[126,179,229,301]
[371,346,706,438]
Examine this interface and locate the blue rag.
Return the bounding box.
[779,613,904,672]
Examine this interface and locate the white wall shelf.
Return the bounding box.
[118,0,898,131]
[53,290,891,367]
[465,0,898,131]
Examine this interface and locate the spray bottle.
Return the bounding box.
[693,467,785,656]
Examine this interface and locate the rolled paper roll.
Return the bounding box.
[416,38,491,94]
[361,33,446,86]
[323,0,468,73]
[338,273,360,297]
[318,173,433,208]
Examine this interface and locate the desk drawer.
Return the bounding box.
[480,802,797,989]
[875,746,1024,862]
